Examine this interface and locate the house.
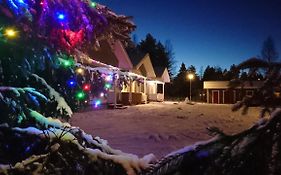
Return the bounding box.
[147,67,171,101]
[76,39,133,105]
[125,49,156,104]
[203,81,263,104]
[127,48,170,102]
[77,40,170,105]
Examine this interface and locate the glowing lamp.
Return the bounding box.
[188,73,194,80]
[5,29,16,38]
[76,91,85,100]
[83,84,91,91]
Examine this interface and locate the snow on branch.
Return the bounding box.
[0,125,155,175]
[31,74,73,117]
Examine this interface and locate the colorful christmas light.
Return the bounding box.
[100,92,104,97]
[105,75,113,82]
[83,84,90,91]
[90,1,97,8]
[61,59,74,68]
[104,83,111,89]
[67,79,76,87]
[76,91,85,100]
[5,28,17,38]
[57,13,65,20]
[93,99,101,108]
[76,68,84,74]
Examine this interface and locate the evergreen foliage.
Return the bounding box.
[138,34,175,77]
[261,36,279,63]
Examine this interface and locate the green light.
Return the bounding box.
[90,2,97,8]
[63,60,72,67]
[105,83,111,89]
[76,91,85,100]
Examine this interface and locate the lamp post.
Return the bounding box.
[187,73,194,101]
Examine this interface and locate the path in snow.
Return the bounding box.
[70,102,260,158]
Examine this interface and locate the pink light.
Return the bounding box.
[105,75,113,82]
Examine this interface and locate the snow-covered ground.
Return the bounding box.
[70,102,260,158]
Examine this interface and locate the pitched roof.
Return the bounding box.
[126,47,146,66]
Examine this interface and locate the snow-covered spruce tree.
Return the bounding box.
[0,0,135,114]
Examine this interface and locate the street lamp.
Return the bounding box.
[187,73,194,101]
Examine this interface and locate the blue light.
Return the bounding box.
[94,100,102,108]
[57,13,65,20]
[67,79,76,87]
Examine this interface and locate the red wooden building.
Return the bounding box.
[203,81,263,104]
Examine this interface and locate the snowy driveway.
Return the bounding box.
[70,102,260,158]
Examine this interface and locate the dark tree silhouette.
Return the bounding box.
[170,63,188,97]
[261,36,279,63]
[203,66,224,81]
[139,34,175,76]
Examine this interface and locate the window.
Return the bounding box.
[157,84,163,94]
[246,90,254,97]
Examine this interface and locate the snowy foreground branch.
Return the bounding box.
[0,123,156,175]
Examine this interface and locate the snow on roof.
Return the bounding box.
[112,40,133,70]
[204,81,264,89]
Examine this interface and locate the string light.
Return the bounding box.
[83,84,90,91]
[93,99,101,108]
[76,91,85,100]
[76,68,84,74]
[105,75,113,82]
[100,92,104,97]
[62,60,74,68]
[58,14,65,20]
[104,83,111,89]
[5,28,17,38]
[67,79,76,87]
[90,1,97,8]
[56,12,66,21]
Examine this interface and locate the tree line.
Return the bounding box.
[129,34,279,101]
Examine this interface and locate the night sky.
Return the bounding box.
[99,0,281,72]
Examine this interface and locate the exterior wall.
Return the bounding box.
[135,54,156,79]
[147,81,165,101]
[207,89,256,104]
[120,78,147,104]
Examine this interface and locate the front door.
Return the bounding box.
[212,90,219,104]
